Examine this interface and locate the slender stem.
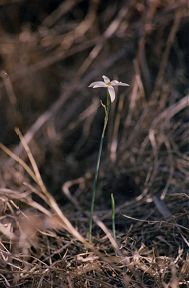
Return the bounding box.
[88,93,110,241]
[111,193,116,238]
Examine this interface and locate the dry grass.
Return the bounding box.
[0,0,189,287]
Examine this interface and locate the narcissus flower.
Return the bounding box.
[89,75,129,102]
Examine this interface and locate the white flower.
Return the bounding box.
[89,75,129,102]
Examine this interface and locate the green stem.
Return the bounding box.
[111,193,116,238]
[88,93,110,241]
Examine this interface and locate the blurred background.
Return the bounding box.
[0,1,189,286]
[0,0,189,207]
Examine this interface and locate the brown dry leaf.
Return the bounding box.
[43,213,64,230]
[17,210,63,255]
[18,210,44,254]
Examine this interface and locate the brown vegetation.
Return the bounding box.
[0,0,189,287]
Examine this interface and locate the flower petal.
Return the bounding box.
[108,86,116,102]
[102,75,110,84]
[111,80,129,86]
[117,81,129,86]
[88,81,106,88]
[110,80,119,85]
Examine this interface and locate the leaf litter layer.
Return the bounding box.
[0,0,189,287]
